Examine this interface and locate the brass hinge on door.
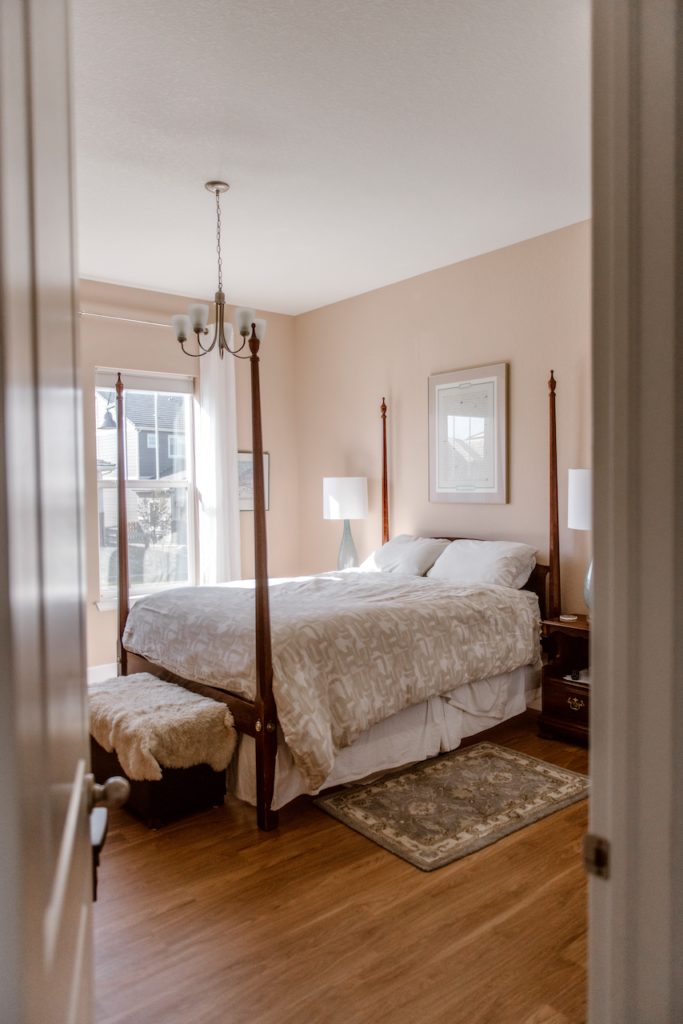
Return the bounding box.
[583,834,610,879]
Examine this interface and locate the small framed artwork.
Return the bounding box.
[238,452,270,511]
[428,363,508,504]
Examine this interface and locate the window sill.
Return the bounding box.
[96,582,194,612]
[96,594,148,612]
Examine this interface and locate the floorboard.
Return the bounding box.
[94,710,589,1024]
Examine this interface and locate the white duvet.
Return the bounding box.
[123,571,541,790]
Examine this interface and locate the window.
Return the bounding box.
[168,434,185,459]
[95,370,195,601]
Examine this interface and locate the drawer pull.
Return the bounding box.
[567,697,585,712]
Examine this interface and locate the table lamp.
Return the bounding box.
[323,477,368,569]
[568,468,592,611]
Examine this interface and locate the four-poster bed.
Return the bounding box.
[115,312,280,828]
[113,360,562,832]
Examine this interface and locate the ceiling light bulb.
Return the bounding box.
[235,306,256,336]
[172,314,192,341]
[188,304,210,331]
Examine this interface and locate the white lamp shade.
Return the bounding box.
[323,477,368,520]
[188,303,210,330]
[171,314,192,341]
[253,318,267,342]
[235,306,256,335]
[568,468,592,530]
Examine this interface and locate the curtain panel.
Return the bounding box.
[195,345,241,584]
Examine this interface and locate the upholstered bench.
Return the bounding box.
[89,672,237,829]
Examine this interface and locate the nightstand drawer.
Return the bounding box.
[542,675,590,727]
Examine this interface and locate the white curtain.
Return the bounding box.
[195,343,241,584]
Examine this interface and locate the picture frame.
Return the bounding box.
[428,363,508,504]
[238,452,270,511]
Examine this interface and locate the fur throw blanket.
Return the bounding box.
[89,673,237,781]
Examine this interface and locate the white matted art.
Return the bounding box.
[428,363,508,504]
[238,452,270,511]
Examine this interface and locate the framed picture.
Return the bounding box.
[428,363,508,504]
[238,452,270,511]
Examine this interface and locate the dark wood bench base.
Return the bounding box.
[90,736,227,829]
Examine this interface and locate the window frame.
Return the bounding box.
[95,371,197,605]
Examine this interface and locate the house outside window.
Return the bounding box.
[95,369,196,601]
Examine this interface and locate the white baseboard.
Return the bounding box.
[87,663,118,685]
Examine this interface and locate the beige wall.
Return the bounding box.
[81,280,299,666]
[293,221,592,614]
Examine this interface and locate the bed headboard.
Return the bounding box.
[379,372,559,623]
[432,536,550,621]
[523,563,551,622]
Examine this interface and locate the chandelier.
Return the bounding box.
[171,181,266,358]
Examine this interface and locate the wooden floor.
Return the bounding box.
[94,710,589,1024]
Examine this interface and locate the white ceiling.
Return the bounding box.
[71,0,591,316]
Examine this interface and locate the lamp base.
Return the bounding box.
[338,520,359,570]
[584,558,593,614]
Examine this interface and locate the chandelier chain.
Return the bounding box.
[216,189,223,291]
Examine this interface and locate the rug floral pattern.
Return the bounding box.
[314,742,589,871]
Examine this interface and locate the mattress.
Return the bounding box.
[124,571,541,791]
[233,659,542,810]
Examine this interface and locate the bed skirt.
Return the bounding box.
[233,660,542,811]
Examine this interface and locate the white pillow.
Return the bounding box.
[359,534,451,576]
[426,539,537,589]
[511,558,537,589]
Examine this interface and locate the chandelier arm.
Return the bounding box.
[180,329,218,357]
[178,342,204,358]
[220,325,249,358]
[178,341,206,358]
[196,322,218,353]
[225,336,247,356]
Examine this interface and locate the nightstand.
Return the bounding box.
[538,615,590,745]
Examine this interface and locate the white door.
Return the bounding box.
[591,0,683,1019]
[0,0,94,1020]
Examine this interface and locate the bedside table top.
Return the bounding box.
[542,614,590,638]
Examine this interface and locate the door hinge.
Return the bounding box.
[583,833,610,879]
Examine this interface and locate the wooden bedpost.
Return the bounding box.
[548,371,561,619]
[116,373,130,675]
[248,327,279,831]
[381,398,389,545]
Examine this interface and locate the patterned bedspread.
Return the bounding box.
[123,571,541,789]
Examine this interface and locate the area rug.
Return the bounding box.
[313,742,589,871]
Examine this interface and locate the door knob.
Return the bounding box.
[86,774,130,901]
[86,773,130,812]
